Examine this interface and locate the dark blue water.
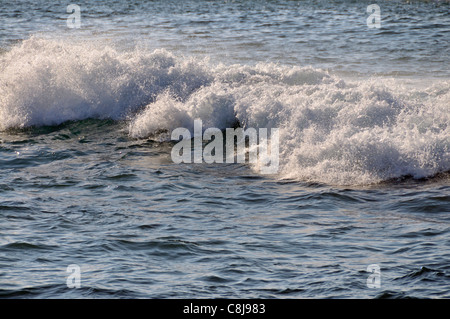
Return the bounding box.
[0,0,449,298]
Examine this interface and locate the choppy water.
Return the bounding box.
[0,0,449,298]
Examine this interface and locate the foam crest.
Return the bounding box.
[130,69,449,185]
[0,37,211,129]
[1,38,448,185]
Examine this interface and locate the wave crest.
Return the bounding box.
[1,37,449,185]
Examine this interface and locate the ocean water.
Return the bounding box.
[0,0,449,299]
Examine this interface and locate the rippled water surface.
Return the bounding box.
[0,0,449,298]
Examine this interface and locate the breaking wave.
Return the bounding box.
[1,37,449,185]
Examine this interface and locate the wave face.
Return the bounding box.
[1,38,449,185]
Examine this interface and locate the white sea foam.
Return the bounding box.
[1,38,449,184]
[0,37,212,129]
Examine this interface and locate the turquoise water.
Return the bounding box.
[0,0,449,298]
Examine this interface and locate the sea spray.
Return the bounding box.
[1,37,449,185]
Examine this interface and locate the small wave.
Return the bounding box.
[396,266,447,281]
[0,284,140,299]
[375,290,417,299]
[1,242,57,251]
[1,37,449,185]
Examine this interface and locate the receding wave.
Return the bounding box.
[1,37,449,185]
